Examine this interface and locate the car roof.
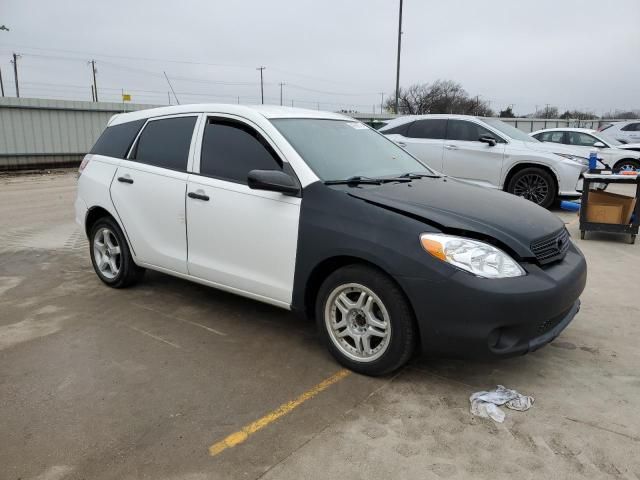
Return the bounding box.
[108,104,352,126]
[531,127,597,134]
[380,113,482,129]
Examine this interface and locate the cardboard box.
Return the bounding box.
[586,191,636,224]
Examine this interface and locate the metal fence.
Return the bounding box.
[0,97,626,170]
[0,97,155,170]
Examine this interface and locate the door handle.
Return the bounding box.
[444,144,458,150]
[188,191,210,201]
[117,176,134,184]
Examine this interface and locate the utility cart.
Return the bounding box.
[579,173,640,244]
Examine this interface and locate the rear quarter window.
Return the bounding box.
[89,119,146,159]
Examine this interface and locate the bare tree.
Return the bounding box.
[385,80,493,116]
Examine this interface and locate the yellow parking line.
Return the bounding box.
[209,368,351,456]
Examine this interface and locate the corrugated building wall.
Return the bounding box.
[0,97,157,170]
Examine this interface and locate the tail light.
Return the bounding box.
[78,155,91,177]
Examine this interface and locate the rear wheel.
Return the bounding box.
[507,167,556,209]
[89,217,144,288]
[613,159,640,173]
[316,265,416,376]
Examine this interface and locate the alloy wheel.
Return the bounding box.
[324,283,391,363]
[513,173,549,205]
[93,227,121,280]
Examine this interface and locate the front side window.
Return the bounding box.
[621,123,640,132]
[406,119,446,139]
[567,132,599,147]
[446,120,504,143]
[200,119,282,183]
[482,118,538,143]
[271,119,432,181]
[538,131,565,144]
[133,116,197,171]
[381,121,413,136]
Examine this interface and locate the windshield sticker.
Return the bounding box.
[347,122,368,130]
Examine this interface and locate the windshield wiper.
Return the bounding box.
[324,175,411,186]
[397,172,441,179]
[324,176,383,185]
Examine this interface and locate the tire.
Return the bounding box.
[89,216,145,288]
[613,159,640,173]
[315,264,416,376]
[507,167,556,209]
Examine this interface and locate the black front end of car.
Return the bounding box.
[397,239,586,358]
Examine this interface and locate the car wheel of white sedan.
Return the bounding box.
[316,264,416,376]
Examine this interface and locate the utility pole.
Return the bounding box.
[0,67,4,97]
[237,95,240,104]
[394,0,403,114]
[279,82,285,106]
[380,92,384,114]
[257,66,266,104]
[89,60,98,102]
[91,85,95,101]
[291,99,294,107]
[11,53,20,97]
[168,91,171,105]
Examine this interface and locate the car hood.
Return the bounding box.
[347,177,564,258]
[617,143,640,152]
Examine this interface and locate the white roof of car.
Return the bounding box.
[531,127,597,134]
[381,113,485,129]
[108,104,351,127]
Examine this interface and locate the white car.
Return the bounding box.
[379,114,589,208]
[599,121,640,145]
[531,128,640,172]
[75,104,587,375]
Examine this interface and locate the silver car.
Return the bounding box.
[380,115,589,208]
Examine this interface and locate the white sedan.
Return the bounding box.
[530,128,640,172]
[598,121,640,145]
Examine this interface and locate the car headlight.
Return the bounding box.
[420,233,526,278]
[555,152,589,166]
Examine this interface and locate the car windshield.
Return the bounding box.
[597,133,622,146]
[271,118,434,181]
[482,118,539,143]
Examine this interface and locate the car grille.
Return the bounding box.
[531,228,570,265]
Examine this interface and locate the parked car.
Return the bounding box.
[531,127,640,172]
[599,120,640,144]
[76,105,586,376]
[379,114,589,208]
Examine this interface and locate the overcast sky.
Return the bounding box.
[1,0,639,115]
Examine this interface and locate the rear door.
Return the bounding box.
[110,114,199,274]
[441,119,506,188]
[621,122,640,143]
[186,116,300,306]
[396,119,447,171]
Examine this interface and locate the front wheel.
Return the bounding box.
[316,265,416,376]
[507,167,556,209]
[613,159,640,173]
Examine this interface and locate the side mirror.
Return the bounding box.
[247,169,300,195]
[479,135,497,146]
[593,141,606,148]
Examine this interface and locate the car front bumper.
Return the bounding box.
[397,243,587,358]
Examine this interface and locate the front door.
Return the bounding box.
[186,117,300,305]
[110,115,198,274]
[442,119,506,188]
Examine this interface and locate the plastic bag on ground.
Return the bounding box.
[469,385,534,423]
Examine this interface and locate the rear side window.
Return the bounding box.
[199,119,282,183]
[132,116,197,171]
[407,119,446,139]
[381,121,413,136]
[538,131,565,143]
[446,120,503,143]
[89,119,145,159]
